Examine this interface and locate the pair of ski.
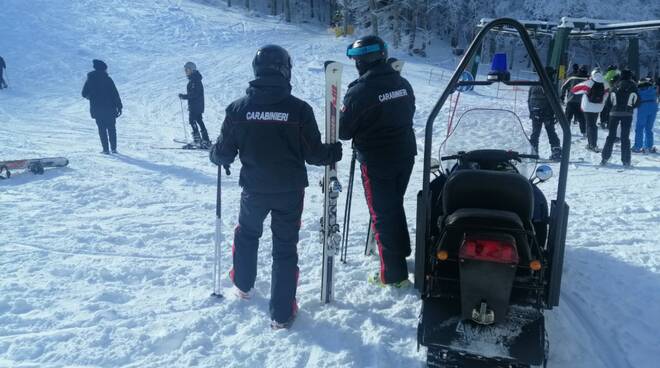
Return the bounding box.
[320,59,403,303]
[155,139,210,151]
[0,157,69,179]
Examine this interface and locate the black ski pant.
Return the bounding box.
[600,99,612,128]
[584,112,600,148]
[189,112,209,142]
[602,116,633,165]
[565,102,585,134]
[230,190,304,323]
[360,157,414,284]
[95,118,117,152]
[530,116,560,153]
[0,68,6,88]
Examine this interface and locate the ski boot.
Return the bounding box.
[648,147,657,154]
[234,286,251,300]
[192,131,202,146]
[271,301,297,330]
[368,272,411,289]
[549,147,562,162]
[599,159,608,166]
[631,147,643,153]
[585,144,601,153]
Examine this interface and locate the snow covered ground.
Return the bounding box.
[1,1,659,367]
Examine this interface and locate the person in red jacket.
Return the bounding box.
[571,69,610,152]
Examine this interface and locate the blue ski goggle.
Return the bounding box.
[346,43,387,59]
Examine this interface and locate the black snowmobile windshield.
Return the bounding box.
[439,107,537,178]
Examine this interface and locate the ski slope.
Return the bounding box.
[1,1,659,367]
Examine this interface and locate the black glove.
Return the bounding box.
[178,93,185,100]
[209,143,221,166]
[331,142,342,162]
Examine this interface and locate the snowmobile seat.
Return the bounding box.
[443,208,524,230]
[438,170,535,263]
[442,169,534,222]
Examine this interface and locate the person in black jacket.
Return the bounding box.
[210,45,341,330]
[528,67,561,161]
[82,59,122,154]
[601,69,639,167]
[179,62,210,147]
[0,56,7,89]
[561,65,588,134]
[339,35,416,287]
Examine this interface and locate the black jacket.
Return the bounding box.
[609,79,639,117]
[211,76,340,193]
[181,70,204,114]
[339,63,416,164]
[528,86,554,119]
[81,70,122,120]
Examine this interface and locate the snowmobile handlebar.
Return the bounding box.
[440,150,539,162]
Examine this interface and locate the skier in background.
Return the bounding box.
[82,59,122,154]
[178,62,210,148]
[571,68,609,153]
[561,65,588,134]
[0,56,7,89]
[210,45,342,330]
[632,77,658,153]
[528,66,561,161]
[600,65,620,129]
[339,35,416,288]
[601,69,639,166]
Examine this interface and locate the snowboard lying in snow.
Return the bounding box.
[0,157,69,179]
[170,139,211,150]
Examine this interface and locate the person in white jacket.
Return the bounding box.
[571,70,610,152]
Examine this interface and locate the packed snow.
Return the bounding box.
[1,1,659,367]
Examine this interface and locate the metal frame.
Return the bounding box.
[416,18,571,307]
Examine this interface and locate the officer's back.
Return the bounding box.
[212,46,340,193]
[340,61,416,163]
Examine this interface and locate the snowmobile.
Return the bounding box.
[414,19,571,367]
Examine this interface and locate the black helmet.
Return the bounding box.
[252,45,292,81]
[346,35,388,75]
[544,66,556,78]
[578,65,589,78]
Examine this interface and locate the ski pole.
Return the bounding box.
[340,148,357,263]
[180,98,189,142]
[212,164,231,298]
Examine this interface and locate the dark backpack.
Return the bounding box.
[587,82,605,103]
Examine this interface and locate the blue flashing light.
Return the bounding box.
[491,53,508,73]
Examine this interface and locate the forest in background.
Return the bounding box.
[199,0,660,74]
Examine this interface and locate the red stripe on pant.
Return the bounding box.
[361,164,386,284]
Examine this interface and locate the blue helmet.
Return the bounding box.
[346,35,387,75]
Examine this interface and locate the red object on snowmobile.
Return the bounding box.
[459,234,519,264]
